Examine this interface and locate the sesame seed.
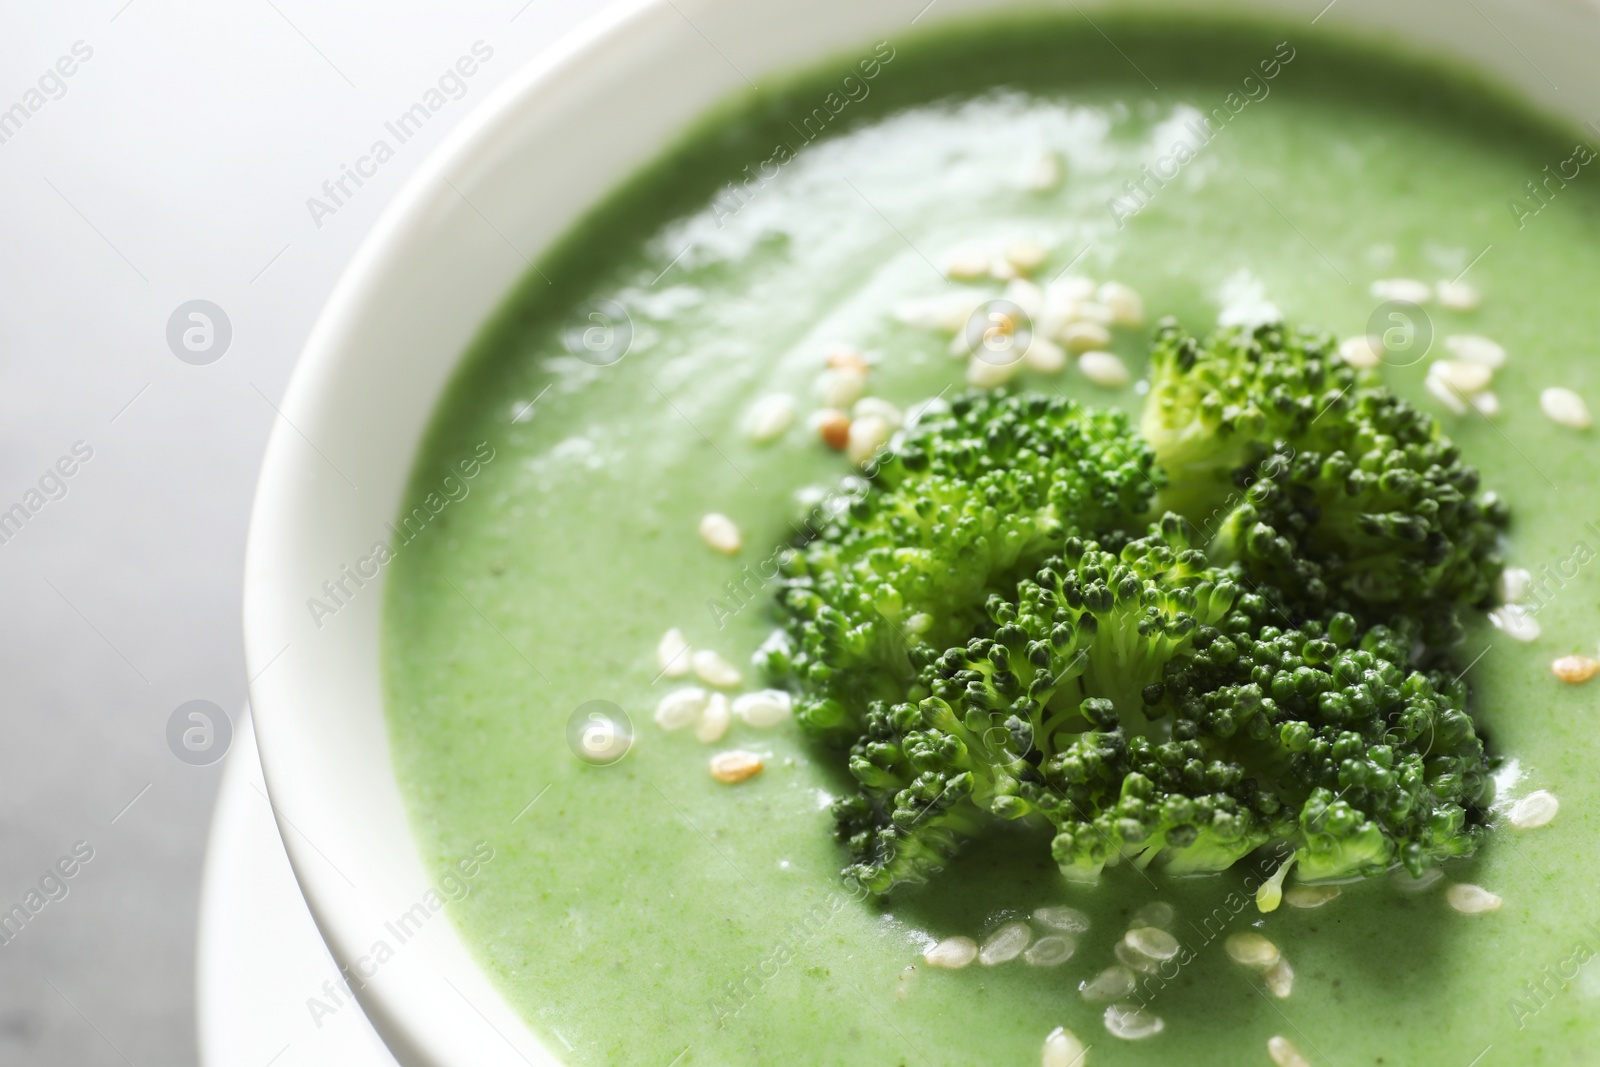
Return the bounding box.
[1060,321,1113,353]
[820,366,868,410]
[1132,901,1175,928]
[1097,282,1145,327]
[1392,866,1444,894]
[1024,935,1076,967]
[1541,386,1592,429]
[1006,241,1050,275]
[1370,278,1432,304]
[695,692,731,743]
[1337,335,1382,369]
[691,649,741,688]
[1078,965,1135,1002]
[979,922,1034,965]
[1552,655,1600,684]
[1072,301,1115,327]
[1024,151,1064,193]
[654,687,708,731]
[1268,1035,1311,1067]
[1123,926,1180,962]
[1444,334,1505,368]
[1115,941,1159,975]
[745,394,797,443]
[1446,882,1502,914]
[1050,275,1097,303]
[1428,359,1493,396]
[1469,390,1501,418]
[732,689,793,728]
[709,749,763,784]
[698,513,741,554]
[893,292,987,332]
[657,628,692,678]
[1498,566,1531,604]
[1033,905,1091,933]
[1025,337,1068,374]
[942,248,991,280]
[989,257,1019,281]
[852,397,904,430]
[813,409,851,450]
[1040,1026,1085,1067]
[1224,931,1280,970]
[1078,351,1131,388]
[1436,280,1482,311]
[1284,883,1341,909]
[968,353,1025,389]
[1263,957,1294,998]
[825,346,870,374]
[1489,603,1541,642]
[1102,1003,1164,1040]
[1424,372,1470,415]
[846,414,892,466]
[923,935,979,969]
[1509,789,1560,829]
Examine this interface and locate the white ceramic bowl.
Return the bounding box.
[243,1,1600,1062]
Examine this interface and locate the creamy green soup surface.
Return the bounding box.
[383,16,1600,1066]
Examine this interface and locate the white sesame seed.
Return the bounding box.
[1097,282,1145,327]
[979,922,1034,965]
[1541,386,1592,429]
[1060,321,1113,353]
[1078,965,1135,1002]
[893,292,987,332]
[1489,603,1541,642]
[1429,359,1493,396]
[989,257,1019,281]
[1424,372,1470,415]
[1114,941,1160,975]
[1337,335,1383,369]
[744,394,796,444]
[1263,957,1294,998]
[1224,932,1280,970]
[709,749,763,784]
[1446,882,1502,914]
[1040,1026,1085,1067]
[1103,1003,1164,1040]
[923,935,979,969]
[846,414,892,466]
[1003,278,1045,319]
[654,687,708,731]
[1078,351,1131,388]
[1050,275,1098,303]
[698,512,741,554]
[732,689,793,728]
[820,366,868,410]
[1123,926,1180,962]
[942,248,991,280]
[1025,337,1069,374]
[657,628,692,678]
[1498,566,1532,604]
[825,346,869,373]
[1444,334,1505,368]
[1072,301,1115,327]
[852,396,904,430]
[1510,789,1560,829]
[1284,883,1341,909]
[1392,866,1444,894]
[1132,901,1175,928]
[1370,277,1433,304]
[695,692,731,743]
[1552,655,1600,684]
[1469,390,1502,418]
[1024,935,1076,967]
[813,409,851,451]
[1268,1034,1312,1067]
[1033,905,1091,933]
[1007,242,1050,275]
[1435,280,1482,311]
[1024,151,1064,193]
[691,649,741,688]
[968,353,1025,389]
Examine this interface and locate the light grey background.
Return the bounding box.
[0,2,602,1063]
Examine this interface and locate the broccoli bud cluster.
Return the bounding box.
[773,322,1504,897]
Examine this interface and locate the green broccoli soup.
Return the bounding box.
[382,16,1600,1066]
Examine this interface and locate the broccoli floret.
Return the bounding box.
[775,392,1160,743]
[775,317,1503,901]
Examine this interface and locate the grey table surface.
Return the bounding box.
[0,2,604,1063]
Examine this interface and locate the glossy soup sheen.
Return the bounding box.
[383,15,1600,1066]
